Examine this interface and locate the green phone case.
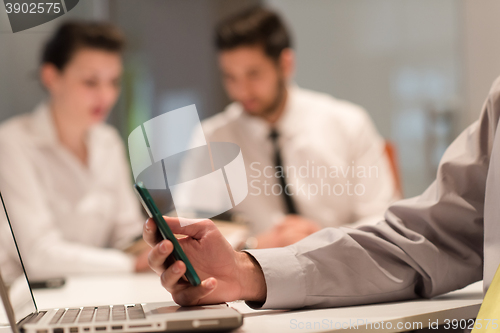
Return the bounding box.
[134,182,201,286]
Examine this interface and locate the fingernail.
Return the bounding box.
[172,263,180,274]
[159,242,167,254]
[205,279,215,289]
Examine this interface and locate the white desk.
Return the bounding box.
[32,274,483,333]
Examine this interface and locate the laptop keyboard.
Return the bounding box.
[49,305,145,325]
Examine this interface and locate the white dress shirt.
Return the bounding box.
[200,86,398,234]
[0,103,143,281]
[244,77,500,309]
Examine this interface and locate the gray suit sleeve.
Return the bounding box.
[246,77,500,309]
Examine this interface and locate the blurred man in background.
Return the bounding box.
[193,7,399,248]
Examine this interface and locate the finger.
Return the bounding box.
[159,260,188,293]
[148,240,173,275]
[143,219,160,247]
[172,278,218,306]
[162,217,215,240]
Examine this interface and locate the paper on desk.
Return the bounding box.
[472,264,500,333]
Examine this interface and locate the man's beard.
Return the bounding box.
[246,76,287,119]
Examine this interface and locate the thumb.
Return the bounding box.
[163,216,215,240]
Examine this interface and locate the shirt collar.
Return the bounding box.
[30,102,105,174]
[30,102,60,146]
[236,84,302,140]
[275,84,301,138]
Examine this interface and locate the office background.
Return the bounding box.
[1,0,500,198]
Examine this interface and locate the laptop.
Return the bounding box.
[0,191,243,333]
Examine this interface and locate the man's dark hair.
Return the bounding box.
[215,7,291,62]
[41,21,125,71]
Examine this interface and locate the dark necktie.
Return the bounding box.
[269,129,298,215]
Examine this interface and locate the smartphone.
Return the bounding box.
[133,182,201,286]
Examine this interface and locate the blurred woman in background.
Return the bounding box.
[0,21,149,282]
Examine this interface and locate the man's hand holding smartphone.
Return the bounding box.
[143,217,267,306]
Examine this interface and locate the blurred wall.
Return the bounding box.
[265,0,500,197]
[462,0,500,124]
